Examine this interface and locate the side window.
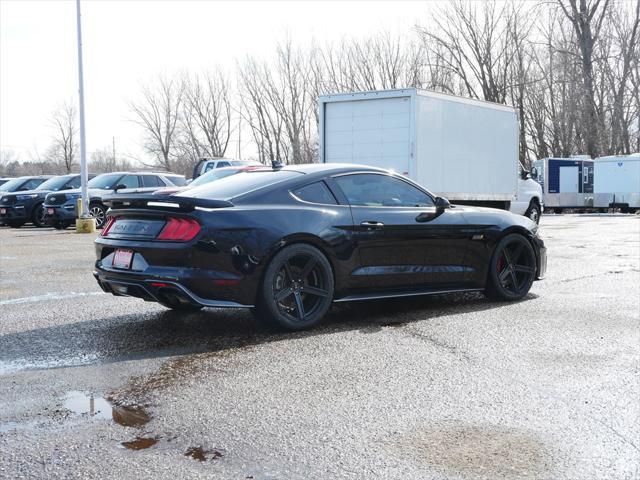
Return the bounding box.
[292,181,337,205]
[22,179,43,190]
[334,174,433,207]
[119,175,140,188]
[216,161,231,168]
[142,175,163,187]
[67,177,81,189]
[204,163,215,172]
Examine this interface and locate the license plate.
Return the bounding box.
[47,208,54,215]
[112,249,134,269]
[0,208,5,215]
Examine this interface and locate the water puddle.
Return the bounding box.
[184,446,224,462]
[62,391,150,428]
[121,437,158,450]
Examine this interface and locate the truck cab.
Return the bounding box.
[511,166,543,223]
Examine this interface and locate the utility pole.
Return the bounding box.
[112,136,116,163]
[75,0,94,232]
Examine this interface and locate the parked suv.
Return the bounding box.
[0,174,97,228]
[43,171,186,229]
[0,176,52,227]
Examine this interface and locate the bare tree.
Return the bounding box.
[89,148,134,173]
[47,101,78,173]
[557,0,611,157]
[130,75,184,171]
[179,71,233,161]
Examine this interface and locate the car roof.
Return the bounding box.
[94,171,184,176]
[280,163,390,176]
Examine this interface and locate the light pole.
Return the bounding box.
[75,0,94,232]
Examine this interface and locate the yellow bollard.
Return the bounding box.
[75,197,96,234]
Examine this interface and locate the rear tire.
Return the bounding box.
[485,233,537,301]
[32,203,47,228]
[254,244,334,331]
[524,201,541,224]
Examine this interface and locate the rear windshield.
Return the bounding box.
[190,168,240,187]
[177,170,302,200]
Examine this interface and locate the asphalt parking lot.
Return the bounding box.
[0,215,639,480]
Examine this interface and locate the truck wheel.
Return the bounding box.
[31,203,47,228]
[89,203,107,228]
[524,201,541,224]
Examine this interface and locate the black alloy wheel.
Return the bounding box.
[257,244,334,330]
[32,203,47,228]
[89,203,107,228]
[485,233,536,300]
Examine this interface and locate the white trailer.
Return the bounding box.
[532,157,594,212]
[318,88,542,221]
[593,154,640,212]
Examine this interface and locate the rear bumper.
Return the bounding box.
[93,269,253,309]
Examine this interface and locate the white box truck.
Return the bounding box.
[593,154,640,212]
[318,88,543,222]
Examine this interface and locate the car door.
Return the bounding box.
[331,172,470,289]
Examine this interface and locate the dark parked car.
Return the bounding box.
[94,164,546,331]
[44,171,186,229]
[0,174,96,228]
[0,176,52,227]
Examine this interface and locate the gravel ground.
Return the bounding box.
[0,215,638,480]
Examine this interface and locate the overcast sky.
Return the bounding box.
[1,0,430,163]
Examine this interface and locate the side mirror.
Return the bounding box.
[416,197,450,223]
[435,196,450,212]
[114,184,127,191]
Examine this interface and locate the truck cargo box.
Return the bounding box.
[319,88,519,202]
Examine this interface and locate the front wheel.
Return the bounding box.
[524,201,541,224]
[53,221,70,230]
[89,203,107,228]
[32,203,47,228]
[255,244,334,331]
[485,233,537,301]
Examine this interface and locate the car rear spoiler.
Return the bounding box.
[103,194,233,211]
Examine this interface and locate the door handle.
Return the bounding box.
[360,220,384,228]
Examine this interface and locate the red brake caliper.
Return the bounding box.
[496,253,505,274]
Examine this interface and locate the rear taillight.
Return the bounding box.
[157,217,201,241]
[101,216,116,236]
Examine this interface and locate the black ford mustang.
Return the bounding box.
[94,164,546,330]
